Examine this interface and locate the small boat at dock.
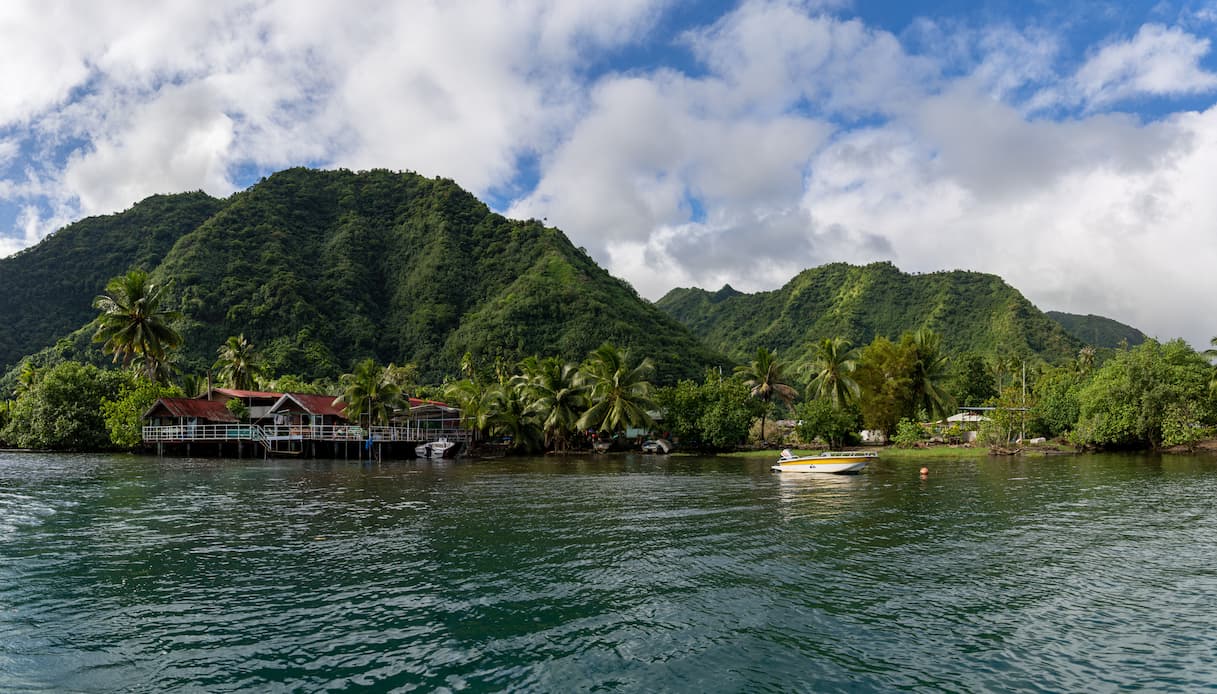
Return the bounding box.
[771,449,875,474]
[416,438,458,459]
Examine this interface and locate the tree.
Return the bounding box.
[92,269,182,383]
[577,343,656,434]
[100,375,183,447]
[2,361,127,450]
[515,355,586,451]
[1031,366,1083,438]
[978,386,1028,448]
[1076,346,1097,375]
[213,334,267,390]
[950,352,996,408]
[806,337,860,408]
[908,329,954,421]
[654,370,757,451]
[486,380,544,454]
[796,398,862,449]
[734,347,798,442]
[855,336,914,438]
[1073,339,1214,449]
[334,359,403,425]
[444,378,500,440]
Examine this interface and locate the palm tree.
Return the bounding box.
[515,355,587,451]
[14,362,40,395]
[334,359,403,426]
[1204,337,1217,363]
[92,269,182,382]
[806,337,860,408]
[735,347,798,442]
[1205,337,1217,394]
[908,329,954,420]
[576,343,656,434]
[213,334,266,390]
[444,378,495,439]
[1076,346,1097,374]
[488,380,544,454]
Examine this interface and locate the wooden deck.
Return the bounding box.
[142,423,471,455]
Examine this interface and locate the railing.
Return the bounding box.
[142,424,472,445]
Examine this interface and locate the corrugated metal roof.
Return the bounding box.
[144,398,240,422]
[408,397,451,408]
[211,388,283,400]
[270,393,348,419]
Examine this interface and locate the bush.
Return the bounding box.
[795,399,862,449]
[225,397,250,422]
[892,418,924,448]
[1,362,127,450]
[100,376,183,448]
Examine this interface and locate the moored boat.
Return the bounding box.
[416,437,458,459]
[771,449,875,474]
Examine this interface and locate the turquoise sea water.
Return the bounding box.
[2,452,1216,692]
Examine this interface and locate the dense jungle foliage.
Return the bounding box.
[0,168,722,385]
[0,192,226,371]
[1045,311,1147,349]
[656,262,1085,366]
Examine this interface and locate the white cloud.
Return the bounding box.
[1073,24,1217,108]
[0,139,18,168]
[1,0,664,240]
[802,97,1217,348]
[2,0,1217,350]
[510,3,929,297]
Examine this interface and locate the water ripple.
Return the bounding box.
[2,452,1217,691]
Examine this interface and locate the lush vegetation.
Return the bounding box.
[1,362,129,450]
[657,261,1085,366]
[655,371,760,451]
[2,167,1213,457]
[92,269,183,382]
[1045,311,1147,350]
[440,343,659,454]
[0,192,224,371]
[2,168,723,386]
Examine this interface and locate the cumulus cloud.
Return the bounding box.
[2,0,1217,349]
[510,2,928,296]
[0,0,663,235]
[1072,24,1217,108]
[803,97,1217,347]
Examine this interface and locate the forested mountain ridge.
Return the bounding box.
[1045,311,1147,349]
[3,168,723,383]
[656,262,1086,365]
[0,192,228,370]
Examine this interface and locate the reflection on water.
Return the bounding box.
[775,472,869,521]
[1,451,1216,692]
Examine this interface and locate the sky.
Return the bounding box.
[2,0,1216,348]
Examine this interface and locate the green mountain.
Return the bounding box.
[656,261,1083,365]
[0,192,227,371]
[1045,311,1147,349]
[2,168,722,384]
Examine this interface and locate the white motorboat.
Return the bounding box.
[771,449,875,474]
[416,437,458,459]
[640,438,672,454]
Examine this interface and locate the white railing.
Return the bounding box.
[142,423,472,445]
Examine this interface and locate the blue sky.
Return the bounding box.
[2,0,1216,347]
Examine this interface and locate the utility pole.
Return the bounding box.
[1021,360,1027,442]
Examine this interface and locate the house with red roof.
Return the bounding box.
[267,393,349,427]
[197,387,284,421]
[144,397,240,427]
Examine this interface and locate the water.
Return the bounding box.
[2,452,1216,692]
